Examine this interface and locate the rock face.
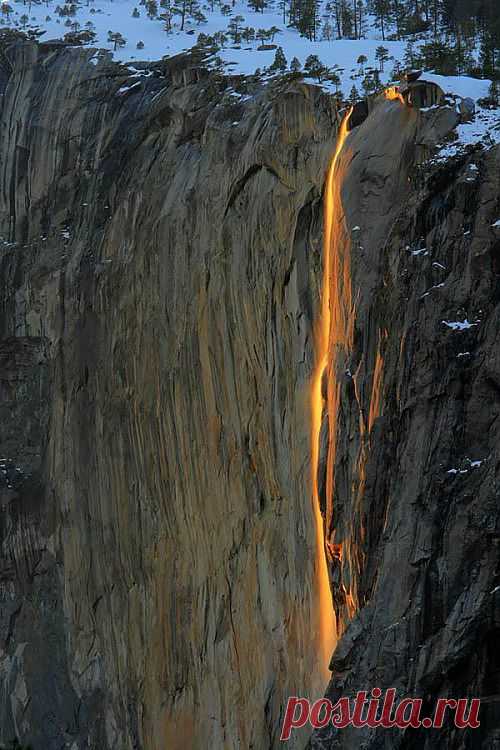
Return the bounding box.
[0,40,339,750]
[0,39,499,750]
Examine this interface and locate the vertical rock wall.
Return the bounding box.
[0,41,338,749]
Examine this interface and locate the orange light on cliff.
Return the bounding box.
[384,87,405,105]
[310,111,352,681]
[368,343,384,434]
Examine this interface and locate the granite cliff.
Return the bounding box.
[0,39,498,750]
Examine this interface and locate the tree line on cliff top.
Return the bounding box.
[279,0,500,79]
[1,0,499,82]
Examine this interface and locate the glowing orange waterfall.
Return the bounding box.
[384,86,405,104]
[310,111,353,681]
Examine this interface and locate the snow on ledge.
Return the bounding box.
[442,319,479,331]
[423,72,492,102]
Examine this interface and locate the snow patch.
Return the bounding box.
[423,72,492,101]
[434,106,500,162]
[117,81,142,94]
[442,319,478,331]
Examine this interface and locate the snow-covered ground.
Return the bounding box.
[3,0,411,86]
[434,106,500,161]
[0,0,494,97]
[1,0,500,156]
[218,36,408,82]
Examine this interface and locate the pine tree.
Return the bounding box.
[214,30,228,46]
[241,26,255,42]
[375,45,390,72]
[280,0,289,23]
[145,0,158,17]
[349,83,359,102]
[290,56,302,72]
[356,53,367,74]
[192,7,206,22]
[420,39,457,75]
[327,0,358,38]
[404,41,416,69]
[321,20,333,40]
[431,0,440,37]
[196,31,214,46]
[372,0,390,40]
[172,0,188,30]
[356,0,366,39]
[160,8,173,32]
[228,14,244,42]
[256,27,270,44]
[390,58,402,81]
[270,46,287,71]
[328,69,341,92]
[392,0,403,39]
[269,25,281,42]
[329,0,341,38]
[294,0,320,40]
[479,32,496,78]
[248,0,267,13]
[361,69,381,95]
[304,54,328,81]
[340,0,353,37]
[108,30,126,49]
[1,4,13,21]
